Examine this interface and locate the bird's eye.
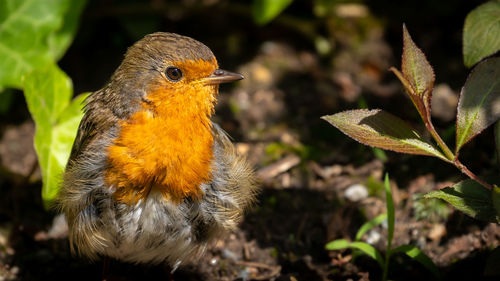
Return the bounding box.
[165,67,183,82]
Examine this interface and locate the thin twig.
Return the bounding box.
[454,159,493,189]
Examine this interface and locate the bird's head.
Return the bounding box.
[107,32,243,118]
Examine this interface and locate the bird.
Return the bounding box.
[57,32,259,268]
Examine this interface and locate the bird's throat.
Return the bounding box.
[105,89,215,205]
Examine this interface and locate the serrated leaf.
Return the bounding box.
[322,109,448,161]
[456,57,500,152]
[325,239,384,267]
[401,24,435,98]
[425,179,499,223]
[253,0,292,25]
[0,0,86,90]
[463,1,500,68]
[392,245,441,280]
[22,64,88,206]
[355,213,387,241]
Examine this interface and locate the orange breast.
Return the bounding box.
[104,69,217,204]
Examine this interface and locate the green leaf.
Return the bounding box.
[392,245,441,280]
[425,179,499,223]
[463,1,500,68]
[355,213,388,241]
[22,64,88,206]
[0,0,86,90]
[384,174,395,250]
[322,109,448,161]
[456,57,500,153]
[253,0,293,25]
[48,0,87,61]
[325,239,384,267]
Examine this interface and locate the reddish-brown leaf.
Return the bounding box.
[322,109,447,161]
[401,24,435,98]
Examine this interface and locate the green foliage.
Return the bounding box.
[0,0,86,90]
[390,25,434,124]
[0,1,87,206]
[323,22,500,222]
[412,193,451,223]
[252,0,293,25]
[463,1,500,68]
[456,57,500,152]
[326,239,384,267]
[425,180,499,223]
[23,64,89,206]
[325,174,439,281]
[322,109,447,161]
[391,244,441,280]
[355,213,387,241]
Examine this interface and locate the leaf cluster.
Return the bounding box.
[323,1,500,222]
[0,0,88,206]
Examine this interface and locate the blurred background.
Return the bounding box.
[0,0,498,280]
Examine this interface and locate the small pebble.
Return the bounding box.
[344,184,368,202]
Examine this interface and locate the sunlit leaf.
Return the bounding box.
[253,0,292,25]
[322,109,448,161]
[456,57,500,153]
[0,0,86,90]
[325,239,384,267]
[22,64,88,206]
[355,213,387,241]
[401,24,435,98]
[425,179,499,223]
[392,245,441,280]
[463,1,500,67]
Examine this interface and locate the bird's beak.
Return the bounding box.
[203,69,244,85]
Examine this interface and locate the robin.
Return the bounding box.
[58,32,258,268]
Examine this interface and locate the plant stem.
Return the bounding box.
[423,112,492,190]
[454,159,493,189]
[424,119,455,161]
[382,251,390,281]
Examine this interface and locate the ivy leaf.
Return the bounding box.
[253,0,292,25]
[425,179,499,223]
[22,64,88,206]
[463,1,500,68]
[456,57,500,153]
[391,24,435,123]
[322,109,448,161]
[0,0,86,90]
